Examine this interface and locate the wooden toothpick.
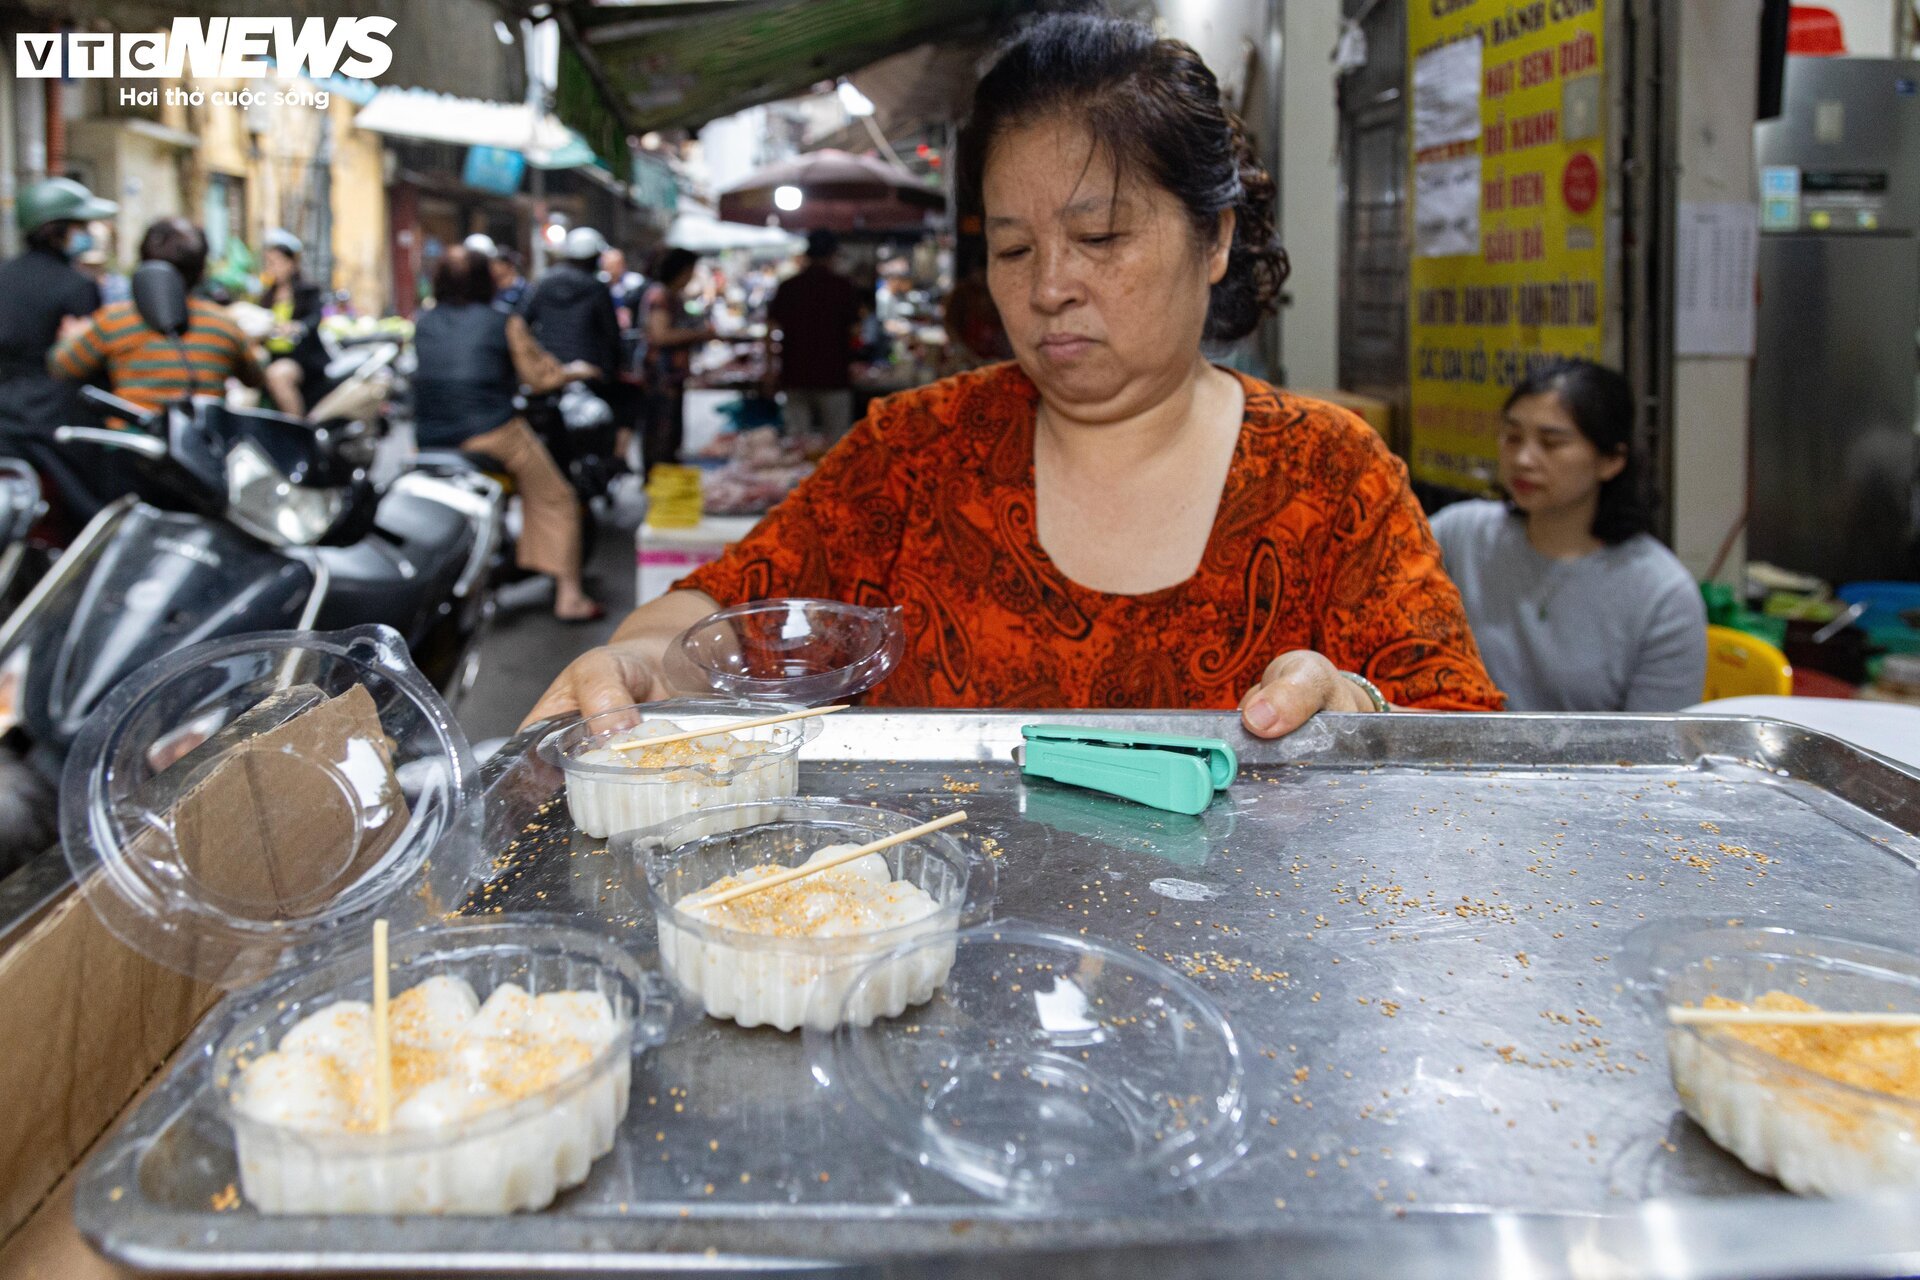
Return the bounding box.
[1669,1005,1920,1029]
[689,810,969,910]
[609,704,848,753]
[372,918,393,1134]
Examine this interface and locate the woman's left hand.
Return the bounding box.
[1239,650,1383,738]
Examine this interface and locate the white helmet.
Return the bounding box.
[462,232,498,257]
[563,226,609,262]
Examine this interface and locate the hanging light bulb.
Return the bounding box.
[836,80,875,117]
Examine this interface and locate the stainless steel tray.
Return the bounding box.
[74,711,1920,1278]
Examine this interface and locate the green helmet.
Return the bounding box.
[16,177,117,235]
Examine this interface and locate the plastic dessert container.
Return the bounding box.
[627,799,976,1032]
[1627,919,1920,1196]
[668,598,905,706]
[215,918,663,1214]
[808,922,1247,1206]
[538,698,818,840]
[62,625,666,1215]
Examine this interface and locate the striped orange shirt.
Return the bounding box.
[49,297,263,415]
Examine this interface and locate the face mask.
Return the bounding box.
[66,230,95,258]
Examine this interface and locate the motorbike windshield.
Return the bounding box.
[2,504,315,750]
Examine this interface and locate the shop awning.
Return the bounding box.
[351,88,599,170]
[666,206,805,255]
[553,0,1024,173]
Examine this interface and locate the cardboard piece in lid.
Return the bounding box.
[136,684,411,923]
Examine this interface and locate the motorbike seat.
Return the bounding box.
[451,450,515,498]
[312,486,473,632]
[412,449,481,474]
[413,448,510,487]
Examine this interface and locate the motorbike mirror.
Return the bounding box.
[131,261,191,339]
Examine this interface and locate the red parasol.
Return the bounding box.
[717,149,945,234]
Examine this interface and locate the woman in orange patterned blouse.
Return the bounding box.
[529,14,1502,736]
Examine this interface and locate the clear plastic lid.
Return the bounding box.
[667,598,905,706]
[60,625,481,987]
[806,921,1248,1205]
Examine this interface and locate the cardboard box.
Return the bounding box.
[0,681,409,1264]
[0,885,213,1247]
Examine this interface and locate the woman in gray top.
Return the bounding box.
[1429,360,1706,712]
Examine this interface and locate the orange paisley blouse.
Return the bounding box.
[678,363,1503,712]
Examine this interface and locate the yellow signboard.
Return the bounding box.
[1407,0,1607,491]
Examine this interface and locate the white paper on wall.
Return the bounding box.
[1412,36,1483,153]
[1675,201,1759,357]
[1414,156,1481,258]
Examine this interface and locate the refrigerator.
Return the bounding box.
[1751,57,1920,585]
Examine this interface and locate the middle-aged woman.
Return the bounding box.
[413,246,606,623]
[528,13,1502,733]
[1429,359,1707,711]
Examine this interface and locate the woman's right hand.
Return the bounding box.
[522,641,675,729]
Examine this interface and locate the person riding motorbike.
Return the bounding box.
[520,228,629,496]
[491,249,529,314]
[523,228,622,382]
[413,245,605,624]
[50,217,264,418]
[256,228,332,416]
[0,177,119,528]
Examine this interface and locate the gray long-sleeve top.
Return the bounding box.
[1429,500,1707,712]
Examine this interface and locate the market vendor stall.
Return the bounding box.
[19,612,1920,1275]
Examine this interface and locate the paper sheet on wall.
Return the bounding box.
[1412,37,1483,151]
[1414,156,1481,258]
[1675,201,1758,357]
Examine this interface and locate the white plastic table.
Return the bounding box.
[1684,695,1920,770]
[632,514,760,606]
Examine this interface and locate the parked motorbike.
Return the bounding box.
[0,261,502,769]
[0,460,49,619]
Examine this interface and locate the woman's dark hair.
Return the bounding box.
[139,217,209,290]
[264,244,303,285]
[956,12,1288,344]
[1504,358,1648,544]
[650,247,698,286]
[430,246,495,306]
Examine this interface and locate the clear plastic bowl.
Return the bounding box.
[537,699,819,840]
[809,922,1247,1206]
[625,799,976,1032]
[60,625,480,986]
[213,918,669,1214]
[1626,919,1920,1196]
[668,598,905,706]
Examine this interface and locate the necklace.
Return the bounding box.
[1531,556,1576,622]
